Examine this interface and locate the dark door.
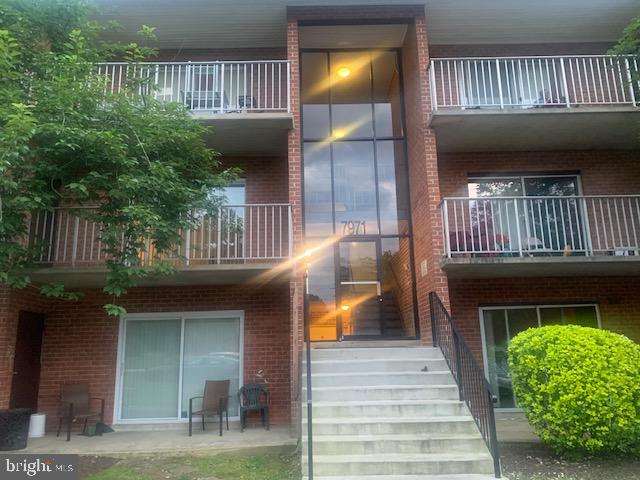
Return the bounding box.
[9,312,45,410]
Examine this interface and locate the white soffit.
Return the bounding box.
[300,25,409,49]
[95,0,638,49]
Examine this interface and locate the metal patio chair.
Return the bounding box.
[238,384,270,432]
[57,384,105,442]
[188,380,230,437]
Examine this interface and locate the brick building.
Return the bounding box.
[1,0,639,476]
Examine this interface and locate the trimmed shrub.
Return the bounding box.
[508,325,640,455]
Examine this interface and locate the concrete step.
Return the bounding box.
[303,416,479,436]
[305,358,449,374]
[304,371,456,387]
[302,453,494,476]
[303,400,468,418]
[303,384,460,402]
[310,346,440,361]
[302,475,499,480]
[302,433,485,455]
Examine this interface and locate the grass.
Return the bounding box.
[83,452,299,480]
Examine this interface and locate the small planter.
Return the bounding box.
[0,408,32,451]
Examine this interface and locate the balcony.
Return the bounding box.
[27,204,293,287]
[429,55,640,151]
[440,195,640,278]
[98,61,292,154]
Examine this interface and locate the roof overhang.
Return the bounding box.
[94,0,637,49]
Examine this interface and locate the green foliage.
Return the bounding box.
[610,15,640,56]
[508,325,640,455]
[0,0,237,313]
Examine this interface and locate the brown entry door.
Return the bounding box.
[9,312,45,410]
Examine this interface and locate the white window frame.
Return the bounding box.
[113,310,244,424]
[478,303,601,411]
[468,173,584,198]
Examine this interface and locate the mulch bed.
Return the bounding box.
[500,442,640,480]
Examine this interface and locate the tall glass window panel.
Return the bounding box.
[181,318,241,418]
[482,310,512,408]
[381,237,415,337]
[121,319,181,419]
[330,51,373,139]
[377,141,409,235]
[308,247,337,341]
[302,52,330,140]
[304,142,334,237]
[373,51,403,138]
[333,141,379,235]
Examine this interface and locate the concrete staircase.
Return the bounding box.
[302,342,497,480]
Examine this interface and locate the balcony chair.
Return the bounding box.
[56,384,105,442]
[188,380,230,437]
[238,384,270,432]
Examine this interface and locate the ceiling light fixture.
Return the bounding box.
[336,66,351,78]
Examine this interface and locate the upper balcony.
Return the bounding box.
[99,60,292,155]
[429,55,640,152]
[26,204,293,287]
[440,194,640,278]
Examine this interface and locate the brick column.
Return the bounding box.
[287,17,305,437]
[0,286,16,409]
[403,16,450,344]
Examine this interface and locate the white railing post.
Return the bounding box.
[443,200,451,258]
[71,216,79,267]
[288,204,293,259]
[513,198,524,257]
[219,63,226,114]
[559,57,571,108]
[216,207,223,264]
[429,60,438,111]
[184,228,191,266]
[496,59,504,109]
[581,196,594,256]
[624,57,637,107]
[287,61,291,113]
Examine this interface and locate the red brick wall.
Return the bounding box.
[449,276,640,364]
[221,156,289,204]
[430,43,613,58]
[286,16,305,436]
[438,150,640,198]
[36,284,291,430]
[156,48,286,62]
[403,18,449,344]
[0,287,50,409]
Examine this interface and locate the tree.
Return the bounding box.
[610,15,640,56]
[0,0,237,315]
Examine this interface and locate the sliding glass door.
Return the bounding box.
[480,305,599,408]
[119,313,242,422]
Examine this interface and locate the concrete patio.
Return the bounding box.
[23,423,296,455]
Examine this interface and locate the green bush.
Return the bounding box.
[508,325,640,455]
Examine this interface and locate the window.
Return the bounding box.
[480,305,599,408]
[117,312,243,422]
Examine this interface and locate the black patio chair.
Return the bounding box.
[57,384,104,442]
[189,380,230,437]
[238,384,269,432]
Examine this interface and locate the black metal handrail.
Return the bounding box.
[429,292,501,478]
[303,273,314,480]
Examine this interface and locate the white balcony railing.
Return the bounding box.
[430,55,640,110]
[441,196,640,258]
[97,61,291,113]
[28,204,292,268]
